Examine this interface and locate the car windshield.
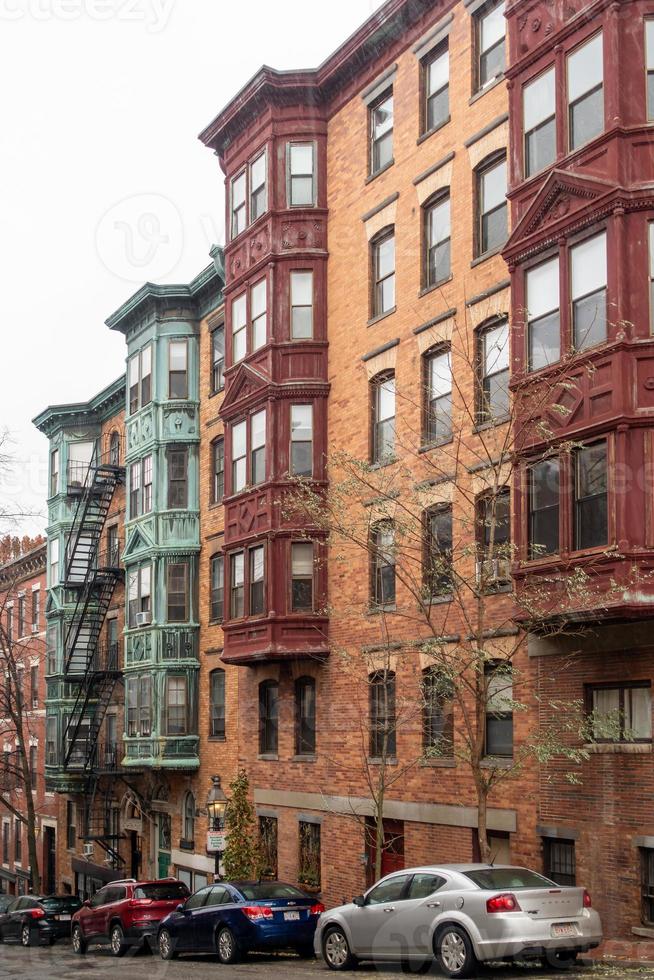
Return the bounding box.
[133,883,190,901]
[41,897,83,913]
[235,882,310,901]
[463,868,557,890]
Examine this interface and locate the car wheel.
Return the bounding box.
[71,925,87,955]
[549,949,579,970]
[21,923,33,948]
[322,926,357,971]
[215,925,240,965]
[158,928,177,961]
[297,944,315,959]
[109,923,127,957]
[435,925,477,979]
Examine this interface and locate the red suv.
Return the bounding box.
[71,878,190,956]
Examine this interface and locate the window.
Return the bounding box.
[109,430,120,467]
[372,229,395,317]
[127,675,151,736]
[371,372,395,463]
[288,143,315,207]
[295,676,316,755]
[66,801,75,849]
[370,89,393,175]
[183,793,195,843]
[49,538,59,587]
[425,505,452,596]
[250,151,267,221]
[211,325,225,394]
[251,279,267,351]
[542,838,576,886]
[527,255,560,371]
[290,405,313,477]
[650,223,654,334]
[249,545,265,616]
[477,489,511,587]
[29,746,37,790]
[231,171,246,238]
[485,662,513,757]
[574,441,608,550]
[127,564,151,627]
[142,455,153,514]
[31,590,39,633]
[527,460,559,558]
[524,68,556,177]
[571,232,607,350]
[169,340,188,399]
[647,21,654,119]
[259,816,278,878]
[17,596,24,637]
[46,625,57,675]
[5,607,12,644]
[298,821,321,889]
[425,193,451,286]
[232,294,247,364]
[423,44,449,133]
[642,848,654,925]
[167,448,188,509]
[212,438,224,503]
[67,441,94,489]
[167,563,189,623]
[371,522,396,607]
[424,347,452,444]
[478,319,509,423]
[567,33,604,150]
[291,271,313,338]
[589,683,651,742]
[128,345,152,415]
[232,420,247,493]
[46,717,57,765]
[209,669,225,738]
[49,450,59,497]
[422,668,453,754]
[477,0,505,89]
[166,676,188,736]
[367,873,410,905]
[14,819,21,863]
[210,555,224,622]
[370,670,396,757]
[477,155,507,255]
[259,680,279,754]
[230,552,245,618]
[250,409,266,485]
[129,456,152,518]
[291,541,314,612]
[30,665,38,709]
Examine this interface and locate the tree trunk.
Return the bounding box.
[16,729,40,892]
[476,785,490,863]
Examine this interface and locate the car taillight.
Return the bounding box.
[127,899,152,909]
[583,890,592,908]
[29,908,45,919]
[310,903,325,916]
[242,905,274,921]
[486,893,521,913]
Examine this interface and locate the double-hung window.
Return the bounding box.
[250,279,267,351]
[167,448,188,509]
[288,143,315,207]
[478,156,507,255]
[424,44,449,133]
[371,522,396,606]
[485,662,513,757]
[249,152,267,221]
[650,223,654,333]
[589,682,651,742]
[128,345,152,415]
[168,340,188,399]
[370,89,394,175]
[371,373,396,462]
[166,676,188,736]
[425,505,453,596]
[422,668,454,753]
[127,675,151,737]
[231,420,247,494]
[527,255,560,371]
[231,171,247,238]
[370,670,396,757]
[211,325,225,393]
[425,347,452,444]
[372,229,395,316]
[230,552,245,618]
[49,450,59,497]
[524,68,556,177]
[31,590,39,633]
[477,0,505,89]
[167,563,189,623]
[647,21,654,119]
[127,564,151,628]
[477,489,511,588]
[130,456,152,518]
[250,409,266,485]
[545,839,576,887]
[212,438,224,503]
[574,441,608,550]
[291,542,314,612]
[567,33,604,150]
[210,669,226,738]
[571,232,607,350]
[49,539,59,587]
[249,545,265,616]
[425,193,451,287]
[210,554,224,621]
[259,680,279,754]
[295,677,316,755]
[291,271,313,338]
[290,405,313,477]
[478,319,509,423]
[528,458,560,558]
[231,294,247,364]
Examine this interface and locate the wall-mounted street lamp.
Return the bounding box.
[206,775,228,878]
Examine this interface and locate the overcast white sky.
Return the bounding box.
[0,0,385,533]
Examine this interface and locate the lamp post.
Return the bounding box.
[206,775,228,879]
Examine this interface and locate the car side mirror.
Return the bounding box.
[353,895,366,907]
[177,903,187,912]
[82,900,91,908]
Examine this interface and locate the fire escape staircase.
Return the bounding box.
[81,776,126,871]
[62,450,125,773]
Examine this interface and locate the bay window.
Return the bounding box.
[249,151,267,221]
[291,271,313,338]
[250,410,266,485]
[250,279,267,351]
[527,255,560,371]
[567,33,604,150]
[167,562,189,623]
[574,441,608,550]
[128,345,152,415]
[130,455,152,518]
[168,340,188,399]
[249,546,265,616]
[647,20,654,119]
[571,232,607,350]
[127,675,151,737]
[166,676,188,736]
[167,448,188,509]
[291,541,314,612]
[528,458,560,558]
[231,293,247,364]
[231,171,246,238]
[290,405,313,477]
[127,564,151,628]
[230,552,245,618]
[49,539,59,587]
[49,450,59,497]
[524,67,556,177]
[231,420,247,493]
[288,143,315,207]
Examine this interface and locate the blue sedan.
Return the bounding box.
[157,880,325,963]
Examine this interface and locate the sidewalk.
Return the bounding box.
[584,937,654,967]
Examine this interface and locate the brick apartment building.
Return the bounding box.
[30,0,654,947]
[0,544,57,895]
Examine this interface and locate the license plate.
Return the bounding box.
[552,923,576,937]
[284,911,300,921]
[57,914,71,921]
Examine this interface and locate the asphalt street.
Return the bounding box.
[0,943,652,980]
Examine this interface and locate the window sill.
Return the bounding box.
[208,387,225,400]
[419,275,453,299]
[427,593,454,606]
[208,618,224,627]
[472,415,510,433]
[292,754,317,763]
[367,757,398,766]
[479,583,512,595]
[367,604,397,615]
[469,73,505,105]
[481,756,513,768]
[584,742,652,754]
[632,926,654,939]
[365,159,395,185]
[419,437,453,454]
[258,753,279,761]
[369,455,398,471]
[421,757,456,768]
[208,501,224,511]
[417,116,451,146]
[367,306,397,328]
[179,839,195,852]
[471,244,506,269]
[208,736,226,743]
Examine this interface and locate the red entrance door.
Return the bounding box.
[365,818,404,886]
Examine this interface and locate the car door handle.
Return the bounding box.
[383,907,395,913]
[427,902,441,908]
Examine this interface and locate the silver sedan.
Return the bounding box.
[314,864,602,978]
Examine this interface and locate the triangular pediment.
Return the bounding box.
[221,362,270,414]
[506,170,615,250]
[123,526,152,560]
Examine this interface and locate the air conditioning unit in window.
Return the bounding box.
[83,842,94,858]
[475,558,511,588]
[135,612,151,628]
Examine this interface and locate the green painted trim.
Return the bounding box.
[33,374,126,435]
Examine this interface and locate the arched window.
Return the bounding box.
[422,667,453,755]
[370,372,395,463]
[183,792,195,843]
[370,227,395,317]
[109,431,120,467]
[370,522,396,607]
[476,488,511,590]
[475,152,507,257]
[369,670,396,758]
[259,680,279,755]
[295,676,316,755]
[210,669,226,738]
[423,190,450,288]
[476,317,509,424]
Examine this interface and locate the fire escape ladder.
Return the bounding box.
[82,774,125,870]
[63,641,122,771]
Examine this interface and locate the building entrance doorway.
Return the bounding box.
[157,814,171,879]
[365,818,404,887]
[43,826,56,893]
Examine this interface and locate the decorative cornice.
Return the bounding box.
[33,375,126,437]
[0,544,46,585]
